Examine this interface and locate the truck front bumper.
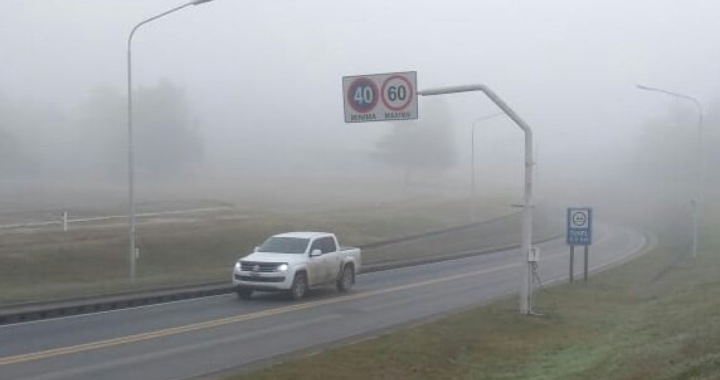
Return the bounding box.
[232,270,293,291]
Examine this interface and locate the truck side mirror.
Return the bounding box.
[254,246,259,252]
[311,249,322,257]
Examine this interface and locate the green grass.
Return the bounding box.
[220,212,720,380]
[0,197,516,305]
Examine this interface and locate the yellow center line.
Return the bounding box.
[0,262,519,367]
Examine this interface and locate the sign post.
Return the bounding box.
[342,72,418,123]
[584,245,589,282]
[567,207,593,282]
[342,78,536,315]
[569,245,575,283]
[416,85,534,316]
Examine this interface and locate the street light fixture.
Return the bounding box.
[636,84,704,258]
[126,0,216,284]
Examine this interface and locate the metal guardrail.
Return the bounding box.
[360,212,519,249]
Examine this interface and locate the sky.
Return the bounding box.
[1,0,719,198]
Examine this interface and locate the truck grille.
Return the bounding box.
[240,261,280,272]
[235,274,285,283]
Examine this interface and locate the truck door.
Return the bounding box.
[318,236,340,283]
[307,238,326,286]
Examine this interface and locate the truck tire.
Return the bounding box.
[289,272,308,300]
[336,265,355,293]
[236,288,253,300]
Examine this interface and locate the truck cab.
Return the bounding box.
[232,232,362,300]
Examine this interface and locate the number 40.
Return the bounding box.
[354,86,374,105]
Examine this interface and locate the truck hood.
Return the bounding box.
[239,252,307,264]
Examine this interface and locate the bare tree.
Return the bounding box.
[372,99,457,185]
[77,81,204,180]
[633,106,699,188]
[0,93,46,178]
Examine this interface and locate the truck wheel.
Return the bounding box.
[336,265,355,293]
[290,272,308,300]
[236,288,253,300]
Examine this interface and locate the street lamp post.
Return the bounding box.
[470,113,505,220]
[127,0,216,284]
[636,84,704,258]
[420,85,535,315]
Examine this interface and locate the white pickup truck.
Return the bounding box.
[232,232,362,300]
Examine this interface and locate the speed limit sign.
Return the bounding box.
[342,71,418,123]
[382,75,414,111]
[347,78,379,114]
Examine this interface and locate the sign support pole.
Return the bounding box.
[569,245,575,283]
[584,246,589,282]
[419,85,534,316]
[567,207,592,283]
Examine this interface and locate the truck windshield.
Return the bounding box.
[258,237,309,254]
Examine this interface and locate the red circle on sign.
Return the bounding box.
[347,77,379,114]
[381,75,414,111]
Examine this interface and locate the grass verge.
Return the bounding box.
[221,217,720,380]
[0,197,525,305]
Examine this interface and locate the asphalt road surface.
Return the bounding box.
[0,223,648,380]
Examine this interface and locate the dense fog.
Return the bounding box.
[1,0,719,212]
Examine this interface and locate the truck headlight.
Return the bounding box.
[277,264,288,271]
[234,261,242,271]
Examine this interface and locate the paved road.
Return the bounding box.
[0,224,647,380]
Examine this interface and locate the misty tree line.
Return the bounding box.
[1,84,718,189]
[0,82,202,181]
[0,83,460,184]
[372,100,457,184]
[632,101,720,189]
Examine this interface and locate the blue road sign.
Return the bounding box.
[567,207,593,246]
